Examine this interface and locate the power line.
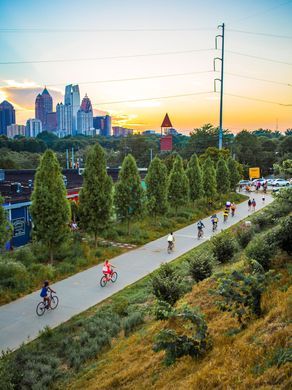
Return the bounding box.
[0,48,213,65]
[92,91,214,106]
[227,28,292,40]
[225,92,292,107]
[0,27,215,33]
[225,72,292,87]
[227,50,292,66]
[42,70,214,87]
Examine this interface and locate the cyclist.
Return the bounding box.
[167,232,175,252]
[40,280,56,309]
[223,208,229,223]
[197,220,205,238]
[102,259,115,281]
[231,203,236,217]
[211,214,218,232]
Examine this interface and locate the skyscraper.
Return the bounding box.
[64,84,80,134]
[0,100,15,135]
[93,115,112,137]
[7,124,26,138]
[56,103,72,136]
[77,94,93,135]
[35,87,53,130]
[26,119,42,137]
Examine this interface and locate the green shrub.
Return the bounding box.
[55,261,76,276]
[150,263,185,306]
[153,305,210,365]
[29,263,55,283]
[102,227,119,241]
[13,247,36,267]
[277,216,292,255]
[0,260,29,290]
[235,224,255,248]
[122,311,144,336]
[112,297,129,316]
[245,234,277,271]
[159,217,172,229]
[177,210,192,220]
[211,233,237,263]
[187,250,215,282]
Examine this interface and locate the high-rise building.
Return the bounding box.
[0,100,16,135]
[93,115,112,137]
[35,87,53,130]
[112,126,133,137]
[56,103,72,136]
[6,124,26,138]
[46,112,57,132]
[26,119,42,137]
[77,94,93,135]
[64,84,80,134]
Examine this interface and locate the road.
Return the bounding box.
[0,192,273,352]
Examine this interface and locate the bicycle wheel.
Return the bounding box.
[111,272,118,283]
[50,295,59,310]
[36,301,46,316]
[100,275,107,287]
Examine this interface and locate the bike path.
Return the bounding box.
[0,192,273,352]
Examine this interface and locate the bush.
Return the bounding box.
[112,297,129,316]
[29,263,55,283]
[245,233,277,270]
[0,260,29,290]
[13,247,36,267]
[150,263,185,306]
[235,224,255,248]
[277,216,292,254]
[187,250,215,282]
[211,233,237,263]
[122,311,144,336]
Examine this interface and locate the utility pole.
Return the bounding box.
[214,23,225,150]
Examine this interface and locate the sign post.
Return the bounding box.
[249,167,260,180]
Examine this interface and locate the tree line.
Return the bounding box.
[25,144,241,261]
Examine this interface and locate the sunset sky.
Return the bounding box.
[0,0,291,134]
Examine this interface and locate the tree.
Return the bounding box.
[0,196,12,249]
[227,157,242,191]
[79,143,113,245]
[202,157,217,200]
[168,155,189,213]
[187,154,204,201]
[114,154,144,233]
[145,157,168,220]
[216,158,230,194]
[199,147,230,164]
[30,150,71,263]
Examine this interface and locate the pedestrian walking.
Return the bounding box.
[252,198,256,211]
[248,199,252,211]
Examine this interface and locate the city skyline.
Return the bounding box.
[0,0,291,134]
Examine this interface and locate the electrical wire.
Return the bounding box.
[92,91,214,106]
[0,48,214,65]
[227,29,292,40]
[0,27,215,33]
[225,72,292,87]
[225,93,292,107]
[226,50,292,66]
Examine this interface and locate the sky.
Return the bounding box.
[0,0,291,134]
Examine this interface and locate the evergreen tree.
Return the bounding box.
[30,150,70,263]
[145,157,168,220]
[114,154,144,233]
[79,143,113,246]
[227,157,242,191]
[0,196,12,249]
[168,155,189,213]
[187,154,204,201]
[216,158,230,194]
[202,157,217,200]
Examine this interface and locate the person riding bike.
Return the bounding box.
[167,232,175,252]
[197,220,205,238]
[211,214,218,232]
[40,280,56,309]
[102,259,115,281]
[231,203,236,217]
[223,208,229,223]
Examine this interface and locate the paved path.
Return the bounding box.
[0,192,273,352]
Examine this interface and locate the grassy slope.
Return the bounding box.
[68,258,291,390]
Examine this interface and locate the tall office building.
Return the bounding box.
[0,100,15,135]
[64,84,80,134]
[77,94,93,135]
[46,112,57,132]
[56,103,72,136]
[35,87,53,130]
[93,115,112,137]
[6,124,26,138]
[26,119,42,137]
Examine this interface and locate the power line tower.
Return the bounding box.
[214,23,225,150]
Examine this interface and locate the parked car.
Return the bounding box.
[239,180,251,187]
[271,178,290,187]
[252,178,266,185]
[272,184,292,193]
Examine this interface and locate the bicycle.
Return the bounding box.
[100,271,118,287]
[167,241,174,254]
[36,292,59,316]
[212,222,218,232]
[197,228,204,239]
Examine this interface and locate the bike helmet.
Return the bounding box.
[44,280,49,287]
